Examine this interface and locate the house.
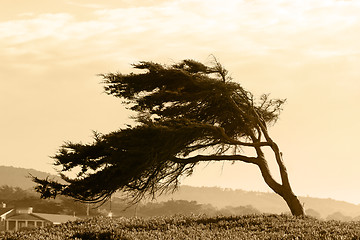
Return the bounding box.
[0,203,14,231]
[1,205,79,231]
[5,208,49,231]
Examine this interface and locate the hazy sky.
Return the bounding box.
[1,0,360,204]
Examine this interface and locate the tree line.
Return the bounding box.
[0,185,261,218]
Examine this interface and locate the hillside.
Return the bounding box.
[156,186,360,219]
[2,166,360,220]
[157,186,286,213]
[0,165,59,189]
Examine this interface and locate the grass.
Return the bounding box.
[1,214,360,240]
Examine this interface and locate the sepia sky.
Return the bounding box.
[1,0,360,204]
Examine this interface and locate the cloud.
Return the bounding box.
[66,1,106,9]
[0,13,73,43]
[1,0,360,92]
[1,0,360,86]
[1,0,359,59]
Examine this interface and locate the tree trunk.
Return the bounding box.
[281,188,305,216]
[257,158,305,216]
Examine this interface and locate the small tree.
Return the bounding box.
[33,59,305,216]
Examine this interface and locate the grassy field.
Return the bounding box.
[1,214,360,240]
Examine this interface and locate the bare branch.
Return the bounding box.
[257,158,283,195]
[214,125,269,147]
[209,55,229,82]
[172,154,260,165]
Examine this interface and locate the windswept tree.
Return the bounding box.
[33,59,305,216]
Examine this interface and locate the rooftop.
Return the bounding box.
[0,208,13,216]
[32,213,79,224]
[6,213,44,221]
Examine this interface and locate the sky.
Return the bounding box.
[1,0,360,205]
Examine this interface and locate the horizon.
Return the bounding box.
[1,0,360,205]
[0,164,359,206]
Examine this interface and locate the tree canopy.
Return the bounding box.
[33,59,304,216]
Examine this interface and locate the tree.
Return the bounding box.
[33,59,305,216]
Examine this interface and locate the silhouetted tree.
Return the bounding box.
[223,205,261,216]
[326,212,352,221]
[305,208,321,219]
[0,185,31,201]
[140,200,202,216]
[33,59,304,216]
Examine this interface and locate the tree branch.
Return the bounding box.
[244,99,291,189]
[171,154,260,165]
[204,123,270,148]
[230,90,291,190]
[249,132,265,159]
[257,158,283,195]
[271,143,292,190]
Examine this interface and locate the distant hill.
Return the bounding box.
[2,166,360,220]
[0,165,60,189]
[156,186,360,219]
[156,186,287,213]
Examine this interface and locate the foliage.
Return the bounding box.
[0,185,98,216]
[0,185,32,201]
[1,214,360,240]
[99,198,260,218]
[32,58,304,216]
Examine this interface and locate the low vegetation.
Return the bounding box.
[0,185,98,216]
[2,214,360,240]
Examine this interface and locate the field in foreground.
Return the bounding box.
[1,214,360,240]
